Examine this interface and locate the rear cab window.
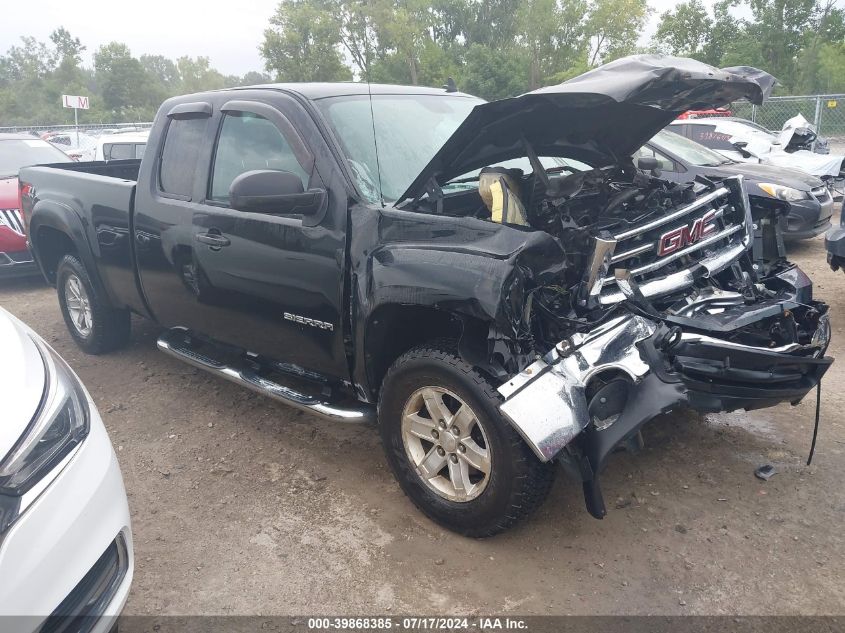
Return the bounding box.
[158,117,208,199]
[688,124,734,151]
[105,143,146,161]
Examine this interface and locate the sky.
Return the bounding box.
[1,0,720,77]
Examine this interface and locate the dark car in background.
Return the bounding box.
[0,134,72,278]
[637,129,834,241]
[826,216,845,271]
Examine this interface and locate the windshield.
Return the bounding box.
[0,138,71,177]
[316,94,483,203]
[733,119,773,134]
[651,129,731,167]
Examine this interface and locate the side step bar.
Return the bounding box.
[157,328,375,423]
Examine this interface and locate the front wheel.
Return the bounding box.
[379,341,555,537]
[57,254,131,354]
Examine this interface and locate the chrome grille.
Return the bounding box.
[0,208,24,234]
[589,182,751,305]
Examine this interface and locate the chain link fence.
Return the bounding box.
[0,122,153,135]
[732,95,845,153]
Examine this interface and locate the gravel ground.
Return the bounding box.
[2,224,844,616]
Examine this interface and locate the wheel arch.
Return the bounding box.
[29,202,109,300]
[363,304,493,401]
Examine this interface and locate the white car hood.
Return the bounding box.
[763,149,844,178]
[709,120,844,177]
[0,309,46,463]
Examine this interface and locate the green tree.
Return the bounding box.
[653,0,713,58]
[747,0,817,90]
[699,0,742,66]
[239,71,273,85]
[261,0,352,82]
[797,0,845,92]
[93,42,156,118]
[371,0,433,84]
[3,36,57,81]
[586,0,651,65]
[517,0,588,89]
[816,41,845,92]
[459,43,530,99]
[176,56,227,93]
[140,54,180,90]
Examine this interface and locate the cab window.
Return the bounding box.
[688,125,735,151]
[209,112,309,205]
[159,117,207,198]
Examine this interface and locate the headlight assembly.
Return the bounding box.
[758,183,809,202]
[0,338,89,498]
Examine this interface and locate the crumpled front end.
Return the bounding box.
[497,268,832,518]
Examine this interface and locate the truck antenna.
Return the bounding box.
[366,65,385,208]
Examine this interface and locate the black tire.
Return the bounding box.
[56,254,131,354]
[378,341,555,537]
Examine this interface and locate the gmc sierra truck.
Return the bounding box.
[20,55,833,536]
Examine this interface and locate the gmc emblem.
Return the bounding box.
[657,209,719,257]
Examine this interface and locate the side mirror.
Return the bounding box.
[637,156,660,171]
[637,156,661,176]
[229,170,326,218]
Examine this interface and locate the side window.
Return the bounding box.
[670,124,690,138]
[689,125,734,151]
[107,143,134,160]
[135,144,146,159]
[209,112,309,204]
[159,117,208,198]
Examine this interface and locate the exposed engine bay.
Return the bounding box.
[407,142,833,518]
[416,142,829,366]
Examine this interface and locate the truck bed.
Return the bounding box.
[33,158,142,182]
[20,159,143,313]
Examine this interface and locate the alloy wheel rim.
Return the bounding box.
[64,274,93,337]
[401,386,492,502]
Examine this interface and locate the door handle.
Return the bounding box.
[196,232,231,248]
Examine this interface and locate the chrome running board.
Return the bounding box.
[157,327,374,423]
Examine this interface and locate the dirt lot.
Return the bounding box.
[2,229,845,617]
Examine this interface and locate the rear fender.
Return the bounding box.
[29,200,111,303]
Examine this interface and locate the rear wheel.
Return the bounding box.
[379,341,555,537]
[57,254,130,354]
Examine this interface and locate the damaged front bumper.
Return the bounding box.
[497,270,833,518]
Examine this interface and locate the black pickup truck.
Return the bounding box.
[20,55,833,536]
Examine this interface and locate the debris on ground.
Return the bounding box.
[755,464,777,481]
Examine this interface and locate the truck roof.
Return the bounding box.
[231,82,476,101]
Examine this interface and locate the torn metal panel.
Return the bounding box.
[498,315,657,461]
[347,203,570,392]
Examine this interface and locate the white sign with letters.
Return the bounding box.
[62,94,90,109]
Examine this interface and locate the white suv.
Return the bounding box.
[0,308,133,631]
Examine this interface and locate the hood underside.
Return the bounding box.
[400,55,775,203]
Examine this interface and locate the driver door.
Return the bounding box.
[189,99,349,377]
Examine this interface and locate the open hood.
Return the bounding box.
[399,55,775,203]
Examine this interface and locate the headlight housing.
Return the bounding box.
[758,183,809,202]
[0,338,89,497]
